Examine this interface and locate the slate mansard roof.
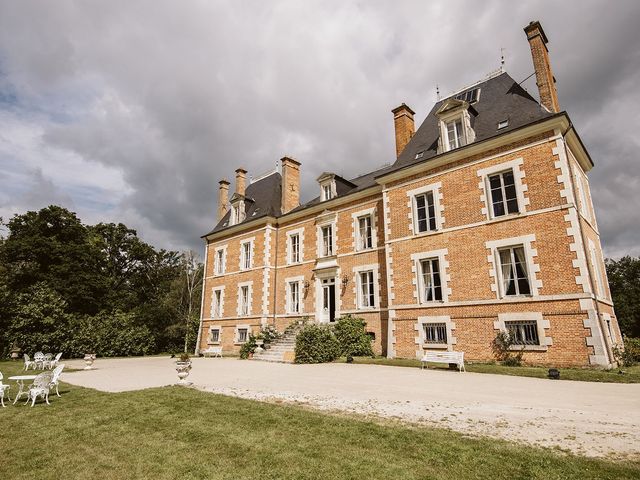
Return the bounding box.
[206,71,552,237]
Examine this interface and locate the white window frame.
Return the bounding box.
[286,228,304,265]
[239,238,254,271]
[406,182,443,235]
[485,235,541,299]
[208,326,222,344]
[496,245,532,297]
[351,207,377,252]
[415,315,456,354]
[237,282,253,317]
[213,246,227,276]
[210,287,224,318]
[319,224,335,257]
[352,264,380,310]
[285,276,305,314]
[234,324,251,344]
[410,249,450,304]
[494,312,552,351]
[477,158,528,220]
[437,107,474,153]
[320,180,336,201]
[588,239,605,298]
[230,202,245,226]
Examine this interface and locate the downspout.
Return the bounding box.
[561,126,614,366]
[194,242,209,355]
[271,224,280,327]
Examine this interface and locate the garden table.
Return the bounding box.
[8,375,37,405]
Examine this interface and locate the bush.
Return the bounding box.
[333,315,373,357]
[613,337,640,367]
[491,331,524,366]
[239,335,257,359]
[295,324,341,364]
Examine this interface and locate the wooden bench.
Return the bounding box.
[202,346,223,358]
[421,351,465,372]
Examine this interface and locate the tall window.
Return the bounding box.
[359,271,375,308]
[446,118,464,150]
[241,242,251,270]
[419,258,442,302]
[321,225,334,257]
[209,328,220,343]
[322,184,333,201]
[357,215,373,250]
[240,286,250,315]
[415,192,437,233]
[498,246,531,296]
[211,289,222,318]
[288,281,300,313]
[590,245,605,297]
[505,320,539,345]
[214,249,225,275]
[290,233,300,264]
[488,170,519,217]
[423,323,447,344]
[237,328,248,343]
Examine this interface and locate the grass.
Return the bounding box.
[1,361,639,479]
[336,356,640,383]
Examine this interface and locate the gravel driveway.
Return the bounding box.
[62,356,640,459]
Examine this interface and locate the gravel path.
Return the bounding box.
[62,356,640,459]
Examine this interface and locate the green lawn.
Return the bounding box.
[0,360,638,479]
[336,357,640,383]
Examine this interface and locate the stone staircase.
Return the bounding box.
[251,324,301,363]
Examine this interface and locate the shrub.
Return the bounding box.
[239,335,257,359]
[294,324,341,364]
[613,336,640,367]
[259,325,282,344]
[333,315,373,357]
[491,331,524,367]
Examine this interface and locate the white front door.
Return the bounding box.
[321,278,336,323]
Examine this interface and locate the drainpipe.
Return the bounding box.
[271,224,279,327]
[561,126,614,366]
[194,242,209,355]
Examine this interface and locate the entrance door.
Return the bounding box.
[322,278,336,323]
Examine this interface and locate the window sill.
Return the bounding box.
[423,343,448,350]
[487,212,523,224]
[419,300,445,305]
[234,342,247,346]
[207,341,221,346]
[509,345,548,352]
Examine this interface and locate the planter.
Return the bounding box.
[255,339,264,354]
[83,353,96,370]
[176,361,192,384]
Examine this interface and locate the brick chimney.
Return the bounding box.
[392,103,415,158]
[235,168,247,196]
[217,179,230,221]
[524,20,560,113]
[281,156,301,214]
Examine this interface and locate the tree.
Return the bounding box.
[606,256,640,337]
[180,251,203,353]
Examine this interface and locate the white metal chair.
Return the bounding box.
[0,372,10,407]
[49,364,65,397]
[23,354,36,371]
[34,352,45,370]
[25,372,53,407]
[49,352,63,370]
[43,353,53,369]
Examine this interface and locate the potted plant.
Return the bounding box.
[175,353,192,384]
[83,353,97,370]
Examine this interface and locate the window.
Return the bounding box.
[415,151,424,160]
[288,281,300,313]
[505,320,539,346]
[498,246,531,296]
[240,285,250,315]
[497,119,509,129]
[290,233,300,264]
[211,289,223,318]
[231,204,244,225]
[322,184,333,201]
[446,118,464,150]
[415,192,437,233]
[454,88,479,103]
[241,241,252,270]
[423,323,447,344]
[209,328,220,343]
[214,248,225,275]
[321,225,333,257]
[590,243,605,297]
[357,215,373,250]
[359,271,375,308]
[237,328,248,343]
[488,170,519,217]
[419,258,442,302]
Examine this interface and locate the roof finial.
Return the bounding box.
[436,84,440,101]
[500,47,505,71]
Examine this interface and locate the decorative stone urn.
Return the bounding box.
[83,353,96,370]
[254,339,265,354]
[175,360,192,385]
[10,343,22,361]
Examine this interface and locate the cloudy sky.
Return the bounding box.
[1,1,639,257]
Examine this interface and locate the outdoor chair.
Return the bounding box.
[49,364,65,397]
[0,372,10,407]
[25,372,53,407]
[23,354,36,371]
[43,353,53,369]
[34,352,45,370]
[49,352,63,370]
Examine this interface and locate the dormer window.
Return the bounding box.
[446,119,464,150]
[436,97,476,153]
[229,198,246,226]
[317,173,338,202]
[322,184,333,201]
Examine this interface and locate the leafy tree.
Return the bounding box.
[606,256,640,337]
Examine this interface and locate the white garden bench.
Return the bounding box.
[202,346,223,358]
[421,351,466,372]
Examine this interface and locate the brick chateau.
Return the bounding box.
[196,21,620,366]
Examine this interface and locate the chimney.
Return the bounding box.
[524,20,560,113]
[235,168,247,196]
[217,179,230,221]
[281,156,301,214]
[392,103,415,158]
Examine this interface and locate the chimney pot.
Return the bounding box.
[235,168,247,196]
[524,20,560,113]
[392,103,415,158]
[280,156,301,214]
